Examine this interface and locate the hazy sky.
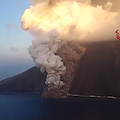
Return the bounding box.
[0,0,34,80]
[0,0,120,80]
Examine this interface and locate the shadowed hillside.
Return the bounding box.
[70,40,120,97]
[0,67,47,93]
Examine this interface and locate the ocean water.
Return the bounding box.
[0,93,120,120]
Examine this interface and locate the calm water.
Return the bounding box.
[0,93,120,120]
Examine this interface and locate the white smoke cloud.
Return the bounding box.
[29,30,66,86]
[91,0,120,12]
[103,1,112,11]
[21,0,120,88]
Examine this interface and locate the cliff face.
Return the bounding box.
[0,67,47,93]
[0,40,120,98]
[70,40,120,97]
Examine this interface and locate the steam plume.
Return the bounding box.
[22,0,120,97]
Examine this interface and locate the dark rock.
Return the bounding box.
[70,40,120,97]
[0,67,47,93]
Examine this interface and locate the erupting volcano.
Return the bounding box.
[21,0,120,98]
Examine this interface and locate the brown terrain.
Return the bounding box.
[70,40,120,97]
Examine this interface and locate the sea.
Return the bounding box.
[0,93,120,120]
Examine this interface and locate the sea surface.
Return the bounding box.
[0,93,120,120]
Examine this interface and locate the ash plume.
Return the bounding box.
[21,0,120,97]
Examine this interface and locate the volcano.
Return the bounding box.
[0,40,120,98]
[0,67,47,93]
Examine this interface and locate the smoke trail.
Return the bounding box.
[28,30,66,86]
[22,0,120,97]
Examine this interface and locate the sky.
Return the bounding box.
[0,0,35,80]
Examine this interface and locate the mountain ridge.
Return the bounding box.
[0,67,47,93]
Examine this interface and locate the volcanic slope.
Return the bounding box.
[0,67,47,93]
[69,40,120,97]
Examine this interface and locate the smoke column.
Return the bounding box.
[22,0,120,97]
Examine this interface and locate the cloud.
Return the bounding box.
[10,47,19,52]
[5,23,20,31]
[91,0,120,12]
